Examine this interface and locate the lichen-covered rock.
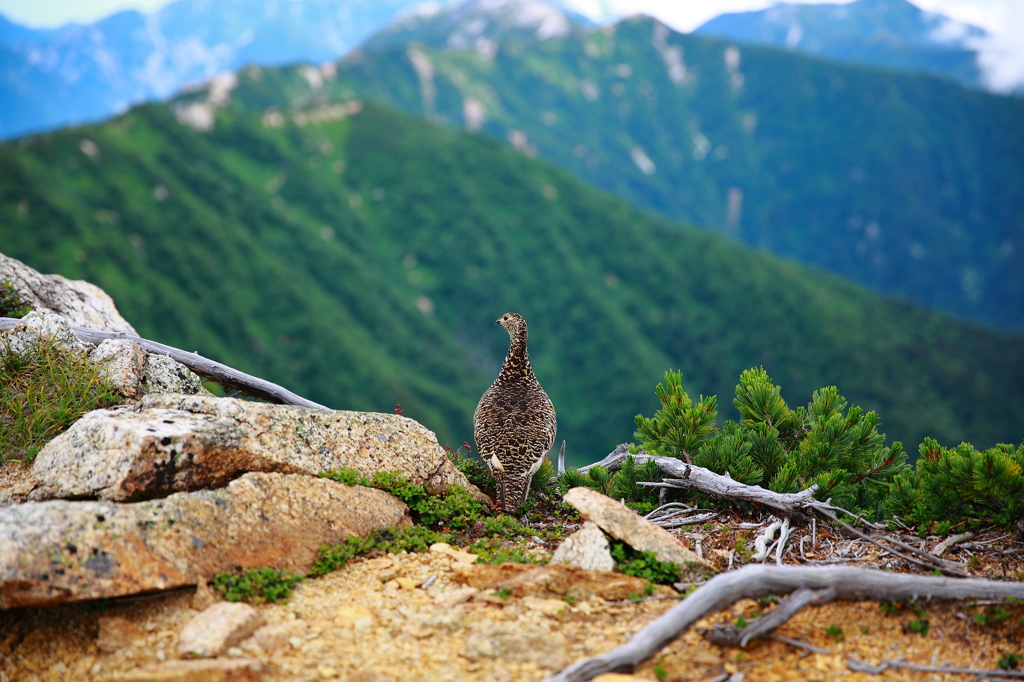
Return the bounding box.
[0,472,409,608]
[0,310,88,355]
[30,394,486,503]
[177,602,265,658]
[0,251,137,334]
[563,487,710,570]
[141,354,210,396]
[549,521,616,572]
[90,339,147,400]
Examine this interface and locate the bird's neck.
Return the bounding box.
[498,331,533,382]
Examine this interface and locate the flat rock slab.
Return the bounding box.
[31,393,485,503]
[549,521,616,572]
[563,486,711,570]
[0,472,409,608]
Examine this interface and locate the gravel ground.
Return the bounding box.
[2,541,1022,682]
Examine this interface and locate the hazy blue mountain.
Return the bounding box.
[0,0,432,139]
[694,0,1009,94]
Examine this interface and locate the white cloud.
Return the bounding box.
[562,0,1023,93]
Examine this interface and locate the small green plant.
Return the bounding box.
[880,601,901,616]
[0,281,30,318]
[322,469,488,529]
[907,619,930,636]
[859,626,870,634]
[653,662,667,681]
[446,442,494,494]
[973,606,1010,627]
[735,617,748,629]
[310,525,450,576]
[610,542,679,584]
[1,335,122,463]
[497,588,512,600]
[563,595,577,606]
[826,624,844,642]
[212,568,305,604]
[998,653,1022,671]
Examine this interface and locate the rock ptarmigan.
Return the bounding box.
[474,312,557,513]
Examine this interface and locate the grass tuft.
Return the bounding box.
[1,335,121,464]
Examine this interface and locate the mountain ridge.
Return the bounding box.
[283,14,1024,330]
[2,86,1022,463]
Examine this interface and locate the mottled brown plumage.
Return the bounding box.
[474,313,557,512]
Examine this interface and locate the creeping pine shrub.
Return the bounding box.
[559,456,663,513]
[886,438,1024,532]
[212,568,305,604]
[633,369,907,518]
[0,335,121,463]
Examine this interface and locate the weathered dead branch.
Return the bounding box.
[582,447,820,519]
[848,656,1024,679]
[0,317,328,410]
[581,446,968,575]
[703,587,836,647]
[542,564,1024,682]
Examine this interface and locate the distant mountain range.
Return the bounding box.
[2,90,1022,463]
[0,0,428,139]
[302,8,1022,330]
[3,0,1020,141]
[695,0,1020,95]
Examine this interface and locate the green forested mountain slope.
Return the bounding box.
[241,14,1024,330]
[1,99,1022,465]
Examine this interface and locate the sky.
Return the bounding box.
[0,0,1017,34]
[1,0,1020,88]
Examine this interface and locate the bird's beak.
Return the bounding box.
[495,319,501,325]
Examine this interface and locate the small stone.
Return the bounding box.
[428,542,478,564]
[334,606,373,629]
[549,521,616,572]
[102,658,262,681]
[593,675,646,682]
[433,586,477,608]
[249,620,307,654]
[177,602,265,659]
[523,597,567,616]
[396,577,417,590]
[318,665,339,679]
[364,558,393,570]
[563,487,709,569]
[96,616,144,653]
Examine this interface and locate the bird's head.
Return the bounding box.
[496,312,527,337]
